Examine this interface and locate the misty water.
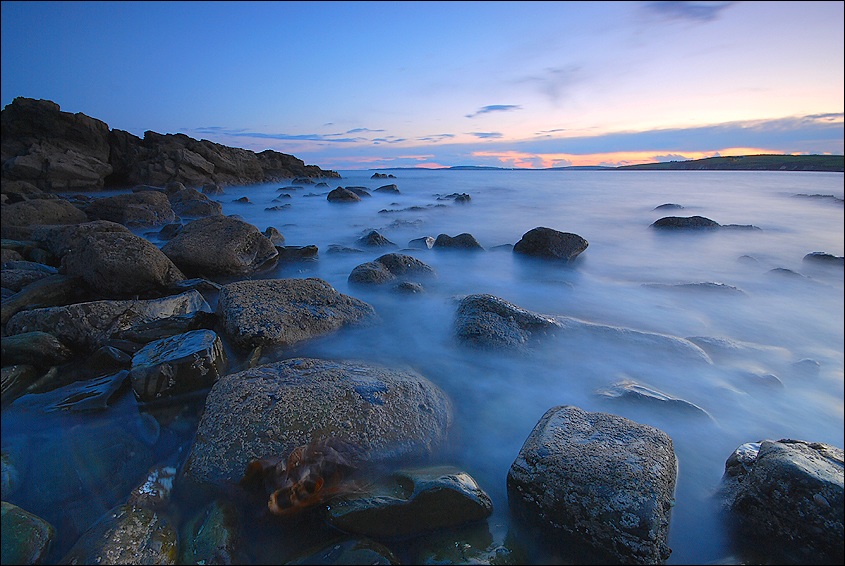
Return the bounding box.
[3,169,843,564]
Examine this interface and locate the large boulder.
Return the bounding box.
[454,294,563,349]
[5,290,211,352]
[27,220,132,258]
[719,439,843,563]
[216,278,377,350]
[651,216,720,229]
[508,405,677,564]
[166,187,223,218]
[85,191,175,227]
[327,187,361,202]
[0,501,56,565]
[62,230,186,296]
[161,215,278,277]
[181,357,453,486]
[1,97,113,190]
[433,233,484,250]
[0,197,88,227]
[513,227,588,262]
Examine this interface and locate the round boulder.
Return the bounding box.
[513,227,588,262]
[0,197,88,227]
[161,215,279,277]
[181,357,453,486]
[85,191,175,227]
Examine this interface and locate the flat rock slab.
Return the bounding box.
[182,357,453,487]
[507,405,677,564]
[216,278,377,350]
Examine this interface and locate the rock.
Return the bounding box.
[433,233,484,250]
[326,466,493,537]
[595,379,712,420]
[642,281,745,294]
[5,290,211,352]
[653,203,684,210]
[201,182,225,195]
[651,216,720,229]
[357,230,395,247]
[327,187,361,202]
[507,405,677,564]
[1,180,44,202]
[129,329,227,403]
[178,499,243,565]
[1,501,56,565]
[156,222,182,240]
[1,247,24,262]
[408,236,435,249]
[0,197,88,227]
[720,439,843,563]
[215,278,376,350]
[13,370,129,412]
[60,503,177,565]
[166,186,223,218]
[62,230,186,296]
[232,196,251,204]
[263,226,285,246]
[85,191,175,227]
[81,346,133,377]
[346,186,371,197]
[1,97,112,190]
[374,184,400,194]
[803,251,844,265]
[513,227,588,262]
[348,252,436,287]
[27,220,131,258]
[1,331,73,368]
[110,310,217,344]
[454,294,563,349]
[127,465,177,511]
[0,274,90,328]
[0,262,57,292]
[161,215,278,277]
[182,357,453,487]
[275,245,318,261]
[371,172,395,179]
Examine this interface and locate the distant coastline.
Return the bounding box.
[372,154,844,173]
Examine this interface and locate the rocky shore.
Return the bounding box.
[1,99,842,565]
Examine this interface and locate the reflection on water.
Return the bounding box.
[2,170,842,564]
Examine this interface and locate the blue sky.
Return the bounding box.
[2,1,843,170]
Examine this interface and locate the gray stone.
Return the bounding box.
[326,466,493,537]
[327,187,361,202]
[182,357,452,486]
[129,329,227,403]
[62,230,186,296]
[720,439,843,563]
[507,405,677,564]
[263,226,285,246]
[408,236,435,249]
[348,253,435,287]
[434,233,484,250]
[454,294,563,349]
[178,499,243,565]
[357,230,395,247]
[0,264,57,292]
[0,274,90,328]
[216,278,376,350]
[85,191,175,227]
[651,216,720,229]
[5,290,211,352]
[513,227,588,262]
[1,331,73,368]
[596,379,713,420]
[0,197,88,227]
[1,364,41,408]
[60,503,177,565]
[167,186,223,218]
[161,215,278,277]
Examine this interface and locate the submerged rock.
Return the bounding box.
[1,331,74,368]
[596,379,713,420]
[651,215,720,229]
[433,233,484,250]
[181,357,453,486]
[507,405,677,564]
[178,499,243,565]
[454,294,562,349]
[1,501,56,565]
[348,252,436,288]
[327,187,361,202]
[357,230,395,247]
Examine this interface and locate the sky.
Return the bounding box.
[1,1,843,170]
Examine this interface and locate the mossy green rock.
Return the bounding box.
[1,501,55,565]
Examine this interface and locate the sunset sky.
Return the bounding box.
[2,1,843,170]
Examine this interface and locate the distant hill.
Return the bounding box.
[616,154,843,172]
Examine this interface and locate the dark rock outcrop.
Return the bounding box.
[1,97,339,191]
[181,357,453,486]
[348,253,436,288]
[327,187,361,202]
[508,405,677,564]
[433,233,484,250]
[651,216,720,229]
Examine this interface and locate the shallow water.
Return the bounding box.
[2,170,843,564]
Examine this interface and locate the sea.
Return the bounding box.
[2,169,843,564]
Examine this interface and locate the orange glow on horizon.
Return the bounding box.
[471,147,788,168]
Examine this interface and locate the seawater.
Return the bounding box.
[2,169,843,564]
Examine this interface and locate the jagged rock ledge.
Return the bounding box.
[1,97,340,191]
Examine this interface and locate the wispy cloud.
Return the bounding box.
[514,65,582,105]
[465,104,522,118]
[642,1,737,23]
[468,132,504,139]
[417,133,456,142]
